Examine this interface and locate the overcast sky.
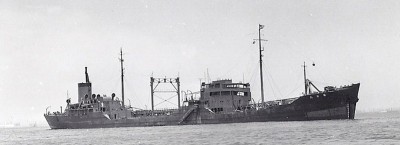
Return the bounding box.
[1,0,400,124]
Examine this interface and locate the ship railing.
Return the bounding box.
[130,108,182,117]
[67,107,97,112]
[129,105,207,118]
[250,97,300,108]
[322,84,353,92]
[45,111,65,116]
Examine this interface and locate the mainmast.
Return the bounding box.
[119,49,125,107]
[258,24,265,104]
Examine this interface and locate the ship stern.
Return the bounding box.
[44,115,67,129]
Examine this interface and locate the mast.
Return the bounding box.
[120,48,125,107]
[258,24,265,104]
[303,62,307,96]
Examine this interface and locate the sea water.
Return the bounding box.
[1,112,400,145]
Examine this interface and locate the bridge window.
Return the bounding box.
[221,91,230,96]
[225,84,249,88]
[210,92,221,96]
[232,91,246,96]
[212,108,224,113]
[225,84,237,88]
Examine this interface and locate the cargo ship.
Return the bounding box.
[44,25,360,129]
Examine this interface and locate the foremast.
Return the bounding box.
[302,62,321,96]
[303,62,308,95]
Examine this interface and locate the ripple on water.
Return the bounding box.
[2,113,400,144]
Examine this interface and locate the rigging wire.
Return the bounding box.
[284,80,303,98]
[264,68,277,100]
[124,74,141,107]
[265,73,277,100]
[153,94,178,107]
[248,63,259,84]
[262,62,283,99]
[220,42,259,79]
[274,64,304,98]
[111,74,121,96]
[243,45,260,82]
[219,32,261,80]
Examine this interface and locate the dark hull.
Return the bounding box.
[45,83,360,129]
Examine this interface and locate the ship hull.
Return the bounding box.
[45,83,360,129]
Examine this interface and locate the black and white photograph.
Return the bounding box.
[1,0,399,144]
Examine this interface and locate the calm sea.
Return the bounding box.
[1,112,400,145]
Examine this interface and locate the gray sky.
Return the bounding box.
[1,0,400,124]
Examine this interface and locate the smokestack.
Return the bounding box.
[78,67,92,103]
[85,67,90,83]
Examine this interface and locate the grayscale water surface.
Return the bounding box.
[1,112,400,145]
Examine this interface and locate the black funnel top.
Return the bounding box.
[85,67,90,83]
